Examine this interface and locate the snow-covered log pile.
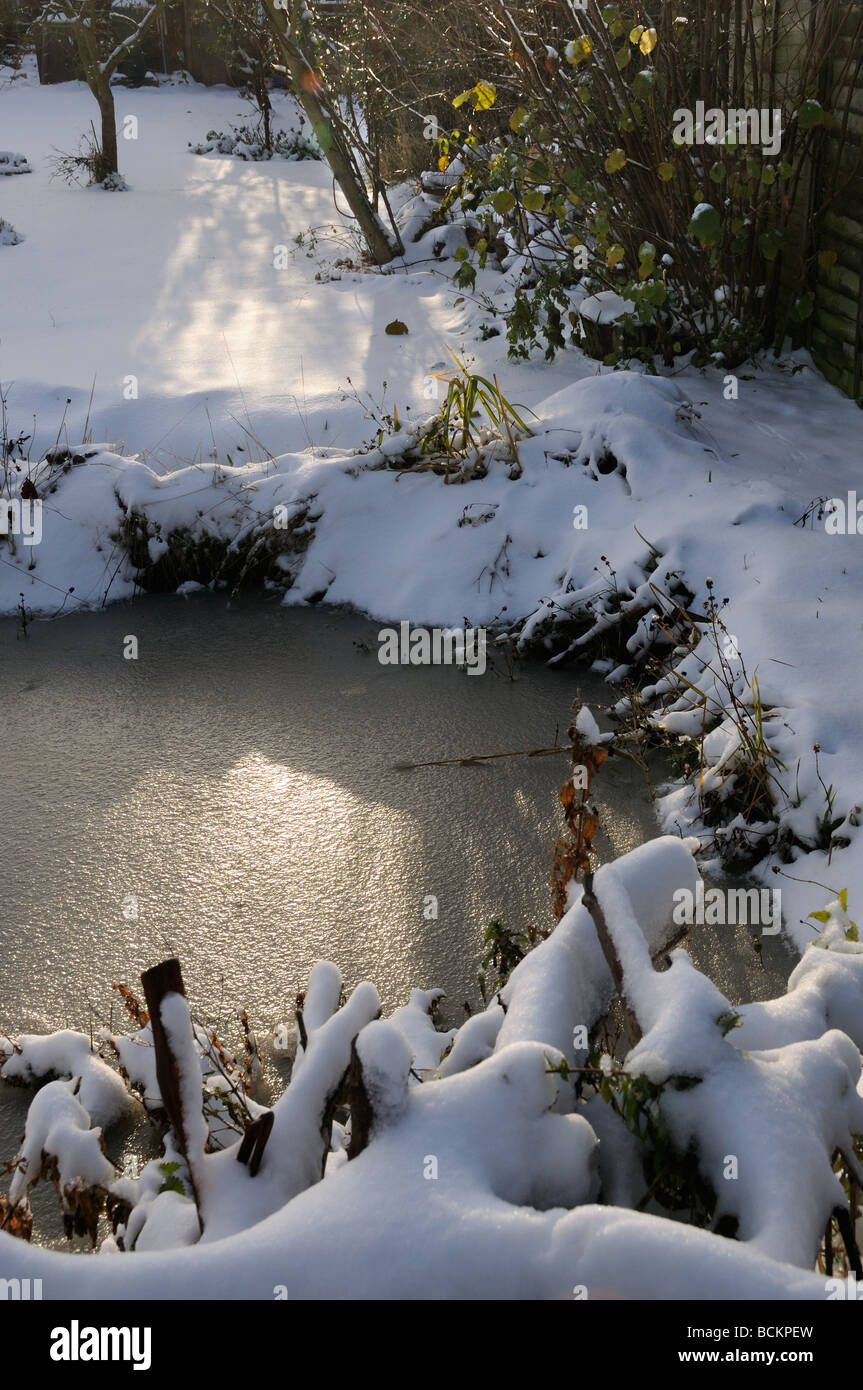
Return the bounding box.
[2,834,862,1299]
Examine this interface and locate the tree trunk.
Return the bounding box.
[260,0,402,266]
[94,76,119,177]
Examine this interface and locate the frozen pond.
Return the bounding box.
[0,593,794,1036]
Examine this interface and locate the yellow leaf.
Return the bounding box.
[565,36,593,66]
[629,25,644,43]
[839,887,848,911]
[808,909,830,923]
[657,160,674,181]
[604,147,627,173]
[639,27,658,54]
[606,243,625,267]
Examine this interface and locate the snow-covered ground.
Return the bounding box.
[0,72,570,463]
[2,74,863,1300]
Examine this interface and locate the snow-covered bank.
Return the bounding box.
[3,834,863,1299]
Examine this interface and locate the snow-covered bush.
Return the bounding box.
[422,1,863,367]
[0,216,21,244]
[0,150,31,175]
[2,835,862,1298]
[191,123,321,162]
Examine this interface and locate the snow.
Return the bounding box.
[579,291,636,324]
[8,1077,114,1208]
[2,1029,132,1125]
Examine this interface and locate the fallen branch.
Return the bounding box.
[581,872,641,1047]
[393,743,570,771]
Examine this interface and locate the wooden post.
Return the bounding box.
[141,957,205,1231]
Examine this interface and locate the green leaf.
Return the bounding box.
[522,189,546,212]
[794,291,815,321]
[642,280,667,306]
[717,1010,743,1036]
[157,1174,186,1196]
[709,161,726,183]
[631,68,657,98]
[687,203,722,248]
[759,230,780,261]
[798,99,824,130]
[510,106,529,133]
